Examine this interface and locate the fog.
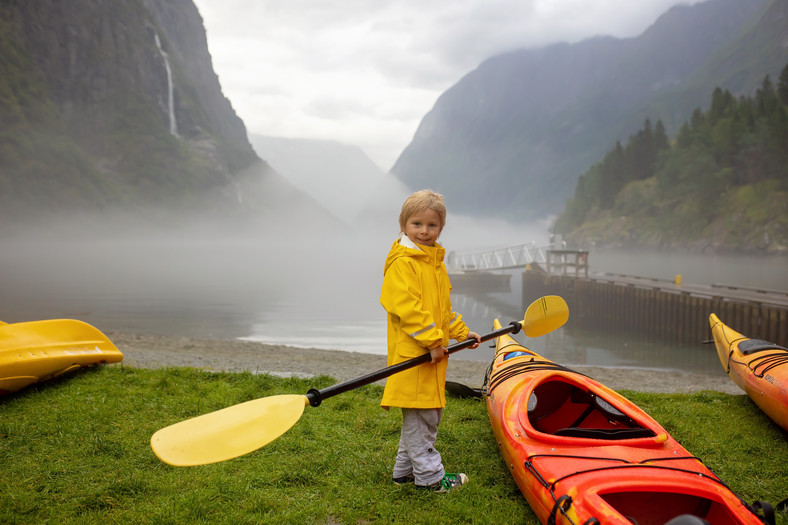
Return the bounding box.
[0,176,551,351]
[3,168,784,369]
[587,248,788,291]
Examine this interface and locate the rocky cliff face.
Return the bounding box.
[391,0,780,222]
[143,0,255,170]
[0,0,298,228]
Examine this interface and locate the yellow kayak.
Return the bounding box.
[709,313,788,432]
[0,319,123,395]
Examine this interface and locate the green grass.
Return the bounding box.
[1,366,786,524]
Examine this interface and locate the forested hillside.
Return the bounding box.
[391,0,784,221]
[552,65,788,253]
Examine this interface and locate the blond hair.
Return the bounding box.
[399,190,446,231]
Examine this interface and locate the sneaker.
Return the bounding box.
[393,475,415,485]
[419,473,468,493]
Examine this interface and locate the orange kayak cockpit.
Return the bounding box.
[524,377,657,440]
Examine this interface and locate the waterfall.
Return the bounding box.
[227,176,244,206]
[154,33,178,137]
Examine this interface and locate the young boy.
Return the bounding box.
[380,189,481,492]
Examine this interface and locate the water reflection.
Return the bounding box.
[446,291,723,377]
[0,229,784,378]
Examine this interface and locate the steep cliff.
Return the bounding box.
[391,0,782,222]
[0,0,307,229]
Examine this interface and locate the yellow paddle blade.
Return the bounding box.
[521,295,569,337]
[151,394,309,466]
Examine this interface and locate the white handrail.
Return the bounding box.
[447,242,549,272]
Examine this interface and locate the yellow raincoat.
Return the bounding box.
[380,236,470,409]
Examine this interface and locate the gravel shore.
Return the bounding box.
[109,332,742,394]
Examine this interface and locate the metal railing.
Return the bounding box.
[447,242,549,272]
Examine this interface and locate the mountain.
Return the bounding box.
[248,135,384,223]
[0,0,325,232]
[391,0,785,222]
[553,67,788,253]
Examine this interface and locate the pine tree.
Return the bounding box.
[553,65,788,238]
[778,64,788,105]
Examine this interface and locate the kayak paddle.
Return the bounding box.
[150,295,569,466]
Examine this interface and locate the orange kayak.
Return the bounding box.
[709,313,788,432]
[0,319,122,394]
[484,319,767,525]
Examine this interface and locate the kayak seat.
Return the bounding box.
[738,339,788,355]
[554,427,656,440]
[570,389,633,425]
[527,380,651,438]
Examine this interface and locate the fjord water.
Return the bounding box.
[1,225,786,377]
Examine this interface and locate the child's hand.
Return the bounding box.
[429,345,447,363]
[466,332,482,349]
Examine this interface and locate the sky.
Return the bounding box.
[192,0,701,171]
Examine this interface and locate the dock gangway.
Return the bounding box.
[447,242,549,273]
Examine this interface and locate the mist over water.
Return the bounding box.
[0,178,548,343]
[590,248,788,290]
[1,184,785,379]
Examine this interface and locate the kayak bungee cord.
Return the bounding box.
[724,346,788,377]
[483,337,591,394]
[747,351,788,377]
[527,455,773,525]
[486,359,586,394]
[715,319,788,377]
[532,457,730,492]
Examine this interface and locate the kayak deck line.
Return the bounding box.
[732,343,788,377]
[728,349,788,377]
[486,358,587,394]
[747,352,788,377]
[524,456,752,522]
[527,455,731,492]
[485,318,769,524]
[717,330,788,377]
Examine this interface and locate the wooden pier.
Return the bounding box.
[523,270,788,347]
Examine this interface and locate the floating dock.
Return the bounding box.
[523,270,788,347]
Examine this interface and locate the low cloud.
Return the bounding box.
[194,0,701,169]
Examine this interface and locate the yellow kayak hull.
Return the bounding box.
[709,313,788,432]
[0,319,123,395]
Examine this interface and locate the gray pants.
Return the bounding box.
[393,408,445,486]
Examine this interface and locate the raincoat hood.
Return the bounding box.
[383,234,445,276]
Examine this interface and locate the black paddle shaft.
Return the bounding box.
[305,321,521,407]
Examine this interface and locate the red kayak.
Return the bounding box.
[484,319,770,525]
